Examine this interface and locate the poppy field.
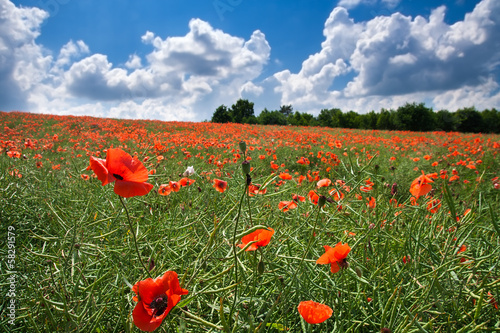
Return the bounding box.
[1,111,500,332]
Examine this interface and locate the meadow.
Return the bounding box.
[1,111,499,332]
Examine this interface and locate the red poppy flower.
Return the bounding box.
[297,300,333,324]
[292,194,306,202]
[366,197,376,209]
[89,148,153,198]
[279,172,293,180]
[409,171,434,199]
[248,184,266,196]
[317,178,332,188]
[308,190,319,205]
[426,199,441,214]
[132,271,188,332]
[316,242,351,273]
[178,177,195,187]
[237,228,274,251]
[213,179,228,193]
[279,201,298,212]
[169,181,181,192]
[158,184,172,196]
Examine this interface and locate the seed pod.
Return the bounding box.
[239,141,247,154]
[242,160,251,175]
[257,260,265,275]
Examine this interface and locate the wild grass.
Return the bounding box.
[1,111,499,332]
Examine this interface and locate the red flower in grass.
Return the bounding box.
[409,171,434,199]
[89,148,153,198]
[248,184,267,196]
[297,300,333,324]
[316,242,351,273]
[279,201,298,212]
[178,177,195,187]
[308,190,319,205]
[213,179,228,193]
[237,228,274,251]
[317,178,332,188]
[132,271,188,332]
[158,184,172,196]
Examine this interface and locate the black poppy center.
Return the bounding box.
[338,259,349,270]
[150,295,169,317]
[113,173,124,180]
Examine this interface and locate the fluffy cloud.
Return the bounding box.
[252,0,500,114]
[0,0,50,110]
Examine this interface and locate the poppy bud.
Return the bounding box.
[391,183,398,196]
[258,260,265,275]
[318,195,326,207]
[242,160,251,175]
[239,141,247,154]
[355,266,362,278]
[148,257,155,271]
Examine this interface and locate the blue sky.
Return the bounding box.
[2,0,499,121]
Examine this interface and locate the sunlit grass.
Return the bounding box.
[1,111,499,332]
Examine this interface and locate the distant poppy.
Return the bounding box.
[132,271,188,332]
[426,199,441,214]
[178,177,195,187]
[279,201,298,212]
[237,228,274,251]
[248,184,267,196]
[297,157,310,165]
[292,194,306,202]
[89,148,153,198]
[316,178,331,188]
[409,171,434,199]
[366,197,376,209]
[316,242,351,273]
[213,179,228,193]
[308,190,319,205]
[279,172,293,180]
[329,189,344,201]
[297,300,333,324]
[158,184,172,196]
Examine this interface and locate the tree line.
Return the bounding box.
[211,99,500,133]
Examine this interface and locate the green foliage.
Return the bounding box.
[257,109,288,125]
[211,100,500,133]
[230,99,255,124]
[211,105,232,123]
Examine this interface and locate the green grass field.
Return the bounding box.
[1,111,500,332]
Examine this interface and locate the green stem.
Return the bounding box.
[229,178,249,327]
[119,196,153,279]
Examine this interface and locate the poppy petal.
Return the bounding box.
[132,302,163,332]
[298,300,333,324]
[106,148,150,183]
[89,156,113,185]
[114,180,153,198]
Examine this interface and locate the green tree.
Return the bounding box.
[480,108,500,133]
[359,111,378,129]
[455,107,484,133]
[230,99,255,124]
[257,109,288,125]
[211,105,232,123]
[318,108,342,127]
[434,109,458,132]
[376,108,395,130]
[279,105,293,117]
[393,102,434,131]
